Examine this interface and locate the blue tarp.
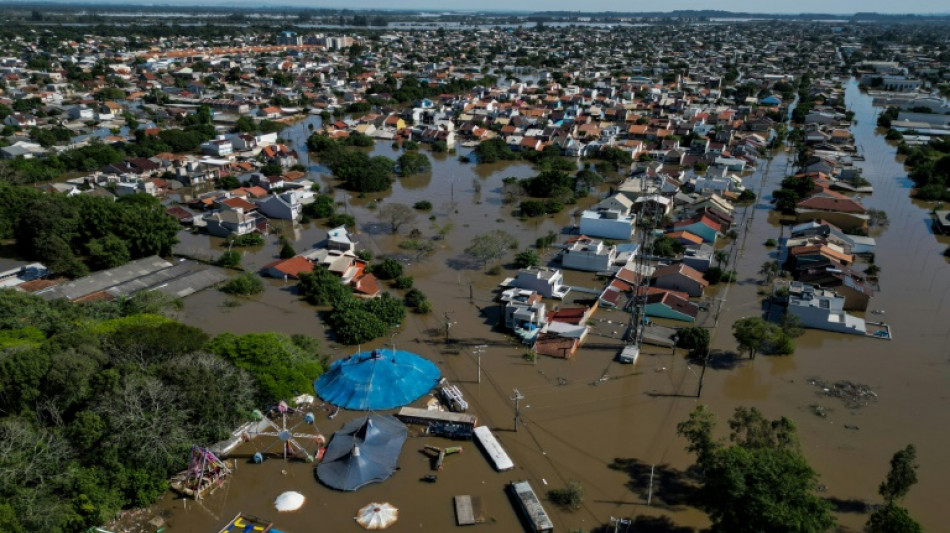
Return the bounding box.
[314,349,441,410]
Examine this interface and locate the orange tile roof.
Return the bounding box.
[267,256,314,278]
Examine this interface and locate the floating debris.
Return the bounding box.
[810,405,828,418]
[807,378,878,409]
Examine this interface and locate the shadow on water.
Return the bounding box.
[587,515,698,533]
[607,458,701,511]
[446,254,484,271]
[824,496,873,515]
[689,349,746,371]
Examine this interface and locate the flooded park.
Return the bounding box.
[157,79,950,533]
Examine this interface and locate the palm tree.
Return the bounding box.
[715,250,729,268]
[759,261,780,284]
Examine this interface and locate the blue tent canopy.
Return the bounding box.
[314,349,441,411]
[316,414,408,491]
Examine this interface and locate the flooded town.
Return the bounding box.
[0,4,949,533]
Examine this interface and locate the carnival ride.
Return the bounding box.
[170,445,233,500]
[243,400,326,463]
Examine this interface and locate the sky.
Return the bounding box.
[41,0,950,15]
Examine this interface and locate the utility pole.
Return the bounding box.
[697,351,709,398]
[511,389,524,432]
[647,464,656,505]
[473,345,486,384]
[443,312,456,343]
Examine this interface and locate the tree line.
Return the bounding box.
[0,183,180,277]
[0,290,326,532]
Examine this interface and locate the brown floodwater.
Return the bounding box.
[161,80,950,533]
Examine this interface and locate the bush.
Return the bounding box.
[737,189,757,203]
[413,200,433,211]
[396,151,431,177]
[215,250,242,269]
[220,272,264,295]
[303,194,335,219]
[374,258,404,280]
[357,249,374,261]
[226,233,264,247]
[279,241,296,259]
[327,213,356,228]
[416,300,433,314]
[677,327,710,355]
[404,288,427,308]
[393,276,414,289]
[765,238,777,247]
[514,249,540,269]
[548,481,584,511]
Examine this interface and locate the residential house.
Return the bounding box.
[264,256,315,280]
[324,225,357,253]
[500,288,547,344]
[644,291,699,322]
[505,267,570,299]
[261,144,298,168]
[4,113,37,128]
[652,263,709,297]
[255,191,302,220]
[795,192,868,230]
[560,236,617,272]
[578,209,636,241]
[786,283,866,335]
[203,207,258,238]
[680,244,715,272]
[201,136,234,157]
[594,193,634,216]
[672,214,721,244]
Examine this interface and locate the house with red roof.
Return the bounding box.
[672,214,722,244]
[644,291,700,322]
[264,256,315,280]
[795,191,868,230]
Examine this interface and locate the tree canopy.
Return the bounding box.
[465,230,518,269]
[0,183,179,277]
[0,290,323,532]
[306,133,394,192]
[676,406,834,533]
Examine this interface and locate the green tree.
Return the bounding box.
[466,230,518,269]
[396,151,431,176]
[651,235,685,257]
[374,258,404,280]
[280,239,297,259]
[865,503,922,533]
[207,332,324,403]
[732,317,794,358]
[678,406,834,533]
[297,266,351,306]
[215,250,241,269]
[514,248,540,269]
[220,272,264,296]
[676,405,718,466]
[879,445,918,503]
[377,202,417,234]
[87,234,131,270]
[676,327,710,356]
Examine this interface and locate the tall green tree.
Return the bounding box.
[865,445,922,533]
[879,445,918,503]
[677,406,834,533]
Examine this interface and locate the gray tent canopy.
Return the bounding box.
[316,414,408,491]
